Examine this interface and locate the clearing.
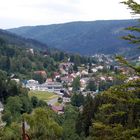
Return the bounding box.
[28,91,58,102]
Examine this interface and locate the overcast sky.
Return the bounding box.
[0,0,136,29]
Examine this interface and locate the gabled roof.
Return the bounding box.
[51,105,64,112]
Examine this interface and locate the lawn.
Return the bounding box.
[28,91,58,102]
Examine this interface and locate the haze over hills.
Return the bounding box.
[8,19,139,56]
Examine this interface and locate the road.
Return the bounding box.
[47,96,59,105]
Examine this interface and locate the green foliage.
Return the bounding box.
[116,56,140,74]
[119,1,140,75]
[0,122,21,140]
[73,64,78,72]
[86,79,97,91]
[20,95,32,114]
[86,80,140,139]
[0,42,58,79]
[58,97,63,103]
[23,108,63,140]
[61,105,81,140]
[2,110,12,125]
[72,76,81,91]
[30,95,48,108]
[122,0,140,15]
[2,94,33,125]
[71,93,84,107]
[5,96,22,119]
[77,94,94,136]
[0,71,28,102]
[33,73,46,84]
[74,79,140,139]
[0,38,93,80]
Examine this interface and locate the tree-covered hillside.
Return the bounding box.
[0,34,92,80]
[8,19,139,55]
[0,39,58,79]
[0,29,50,51]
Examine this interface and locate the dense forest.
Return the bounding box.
[0,35,93,80]
[8,19,140,56]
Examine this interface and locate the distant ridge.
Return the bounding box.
[0,29,49,50]
[8,19,139,55]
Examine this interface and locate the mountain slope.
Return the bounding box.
[0,29,49,50]
[8,20,139,55]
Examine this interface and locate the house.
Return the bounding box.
[27,79,39,84]
[92,68,98,73]
[80,78,89,85]
[26,83,39,91]
[138,56,140,61]
[45,82,63,93]
[70,73,77,78]
[60,69,68,75]
[126,76,140,82]
[25,79,63,93]
[34,71,47,78]
[63,97,71,103]
[68,87,73,91]
[108,76,113,81]
[25,79,39,90]
[59,62,74,70]
[81,70,88,76]
[11,78,20,83]
[62,91,71,103]
[46,78,53,82]
[96,65,104,70]
[27,48,34,54]
[61,76,73,85]
[100,76,106,81]
[76,72,81,77]
[53,72,60,79]
[51,105,64,114]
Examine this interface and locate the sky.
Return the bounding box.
[0,0,136,29]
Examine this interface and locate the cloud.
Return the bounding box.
[0,0,133,29]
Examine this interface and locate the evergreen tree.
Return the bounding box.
[119,0,140,74]
[75,94,94,137]
[71,93,84,107]
[72,76,81,91]
[86,79,97,91]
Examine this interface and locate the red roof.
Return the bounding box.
[51,106,64,112]
[34,71,47,75]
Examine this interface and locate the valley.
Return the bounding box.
[0,1,140,139]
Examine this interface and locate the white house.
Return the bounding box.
[96,66,104,70]
[92,68,98,73]
[81,70,88,76]
[100,76,106,81]
[11,78,20,83]
[27,79,39,84]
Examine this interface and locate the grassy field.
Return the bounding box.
[28,91,58,102]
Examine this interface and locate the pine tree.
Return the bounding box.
[116,0,140,74]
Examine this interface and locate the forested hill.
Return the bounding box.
[0,29,49,50]
[0,39,57,79]
[8,19,138,55]
[0,34,92,80]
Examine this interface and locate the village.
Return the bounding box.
[7,54,139,114]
